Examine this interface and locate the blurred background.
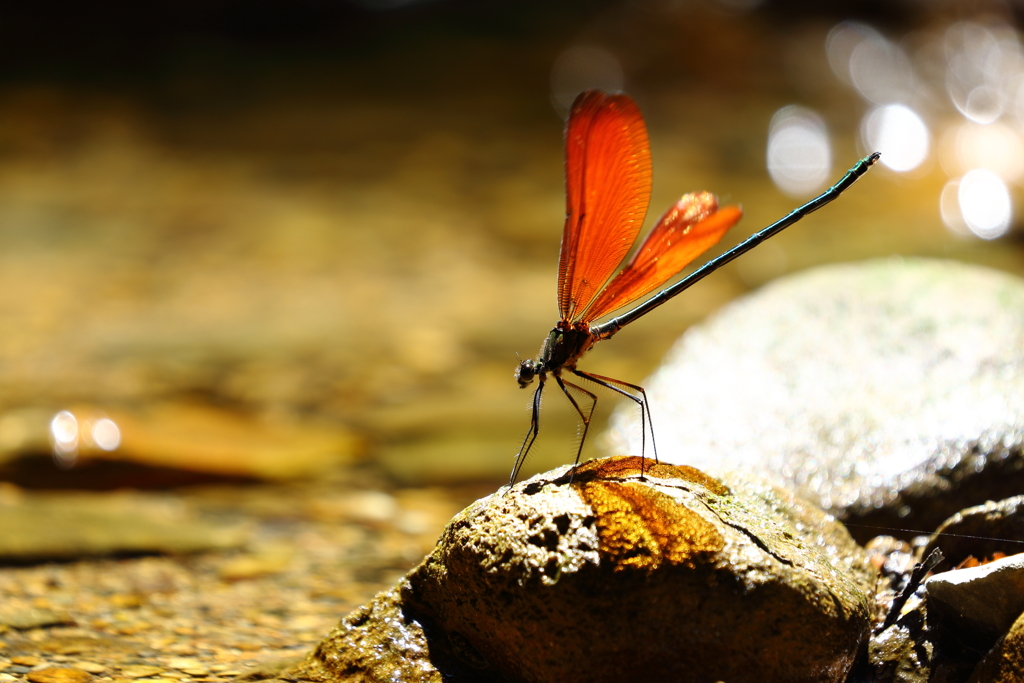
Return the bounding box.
[1,0,1023,491]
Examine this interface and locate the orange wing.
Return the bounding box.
[558,90,653,323]
[581,192,742,322]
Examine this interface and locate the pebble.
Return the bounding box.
[0,610,75,631]
[25,668,93,683]
[118,665,166,679]
[608,259,1024,540]
[68,664,106,675]
[286,457,875,683]
[11,657,42,667]
[926,552,1024,640]
[216,551,292,582]
[165,660,201,672]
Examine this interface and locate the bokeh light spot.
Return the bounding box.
[955,170,1012,239]
[861,104,929,172]
[766,106,831,196]
[92,418,121,451]
[827,22,915,104]
[50,410,79,468]
[944,22,1024,124]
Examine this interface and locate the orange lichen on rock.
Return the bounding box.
[579,480,723,570]
[571,456,727,570]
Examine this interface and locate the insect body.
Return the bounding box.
[510,89,878,487]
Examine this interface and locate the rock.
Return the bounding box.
[0,490,244,562]
[66,664,105,676]
[922,495,1024,570]
[116,666,165,679]
[11,657,42,667]
[926,553,1024,642]
[607,259,1024,541]
[26,668,92,683]
[217,549,293,582]
[969,608,1024,682]
[0,609,75,631]
[867,548,1024,682]
[282,456,874,683]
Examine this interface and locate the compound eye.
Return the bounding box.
[515,360,537,387]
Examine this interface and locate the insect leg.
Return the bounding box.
[510,376,545,488]
[555,375,598,480]
[572,369,656,478]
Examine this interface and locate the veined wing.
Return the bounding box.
[581,192,742,321]
[558,90,653,323]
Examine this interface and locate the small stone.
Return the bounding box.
[926,553,1024,640]
[11,657,43,667]
[68,664,105,675]
[1,609,75,631]
[309,491,396,524]
[607,259,1024,541]
[109,594,145,609]
[26,667,92,683]
[217,550,291,581]
[166,661,207,677]
[117,666,165,679]
[288,457,875,683]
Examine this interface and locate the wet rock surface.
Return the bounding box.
[866,497,1024,683]
[609,259,1024,541]
[926,553,1024,642]
[922,495,1024,569]
[282,457,875,683]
